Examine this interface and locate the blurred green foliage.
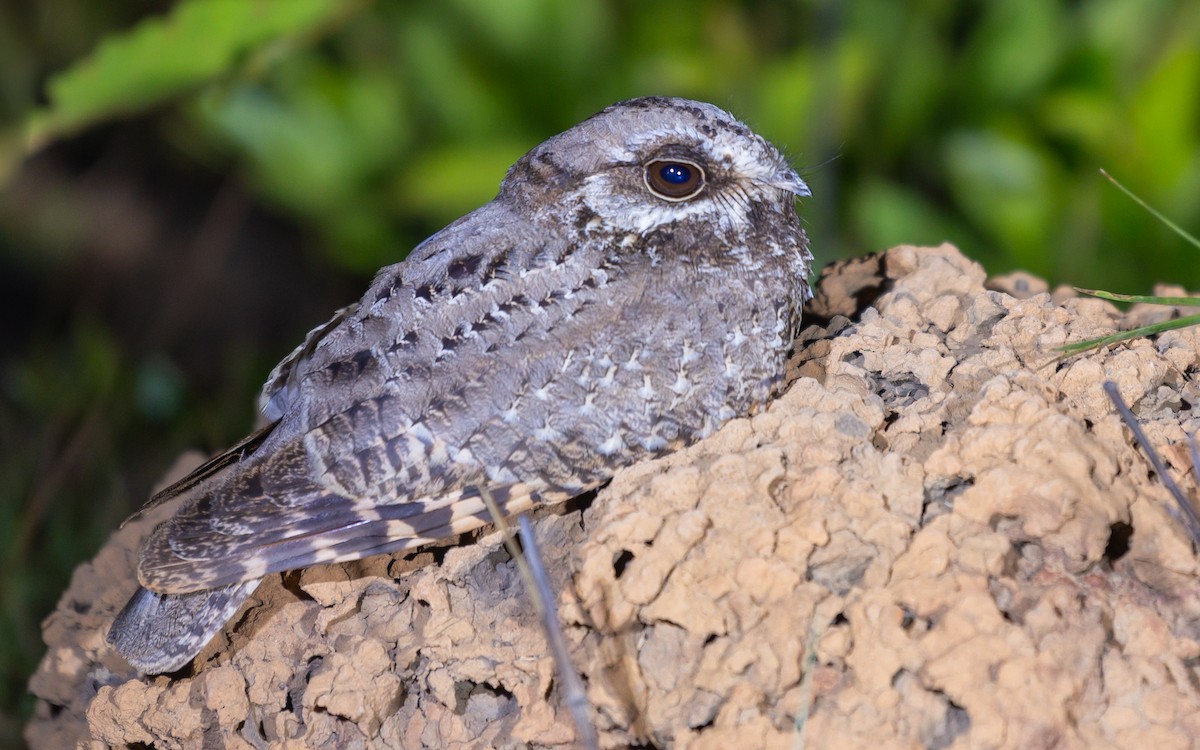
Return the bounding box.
[9,0,1198,282]
[24,0,358,149]
[1,0,1199,736]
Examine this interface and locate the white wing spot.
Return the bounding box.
[312,548,338,563]
[599,364,618,388]
[638,375,656,400]
[670,372,690,396]
[408,422,434,444]
[640,435,668,452]
[599,433,624,456]
[680,340,701,365]
[578,393,597,416]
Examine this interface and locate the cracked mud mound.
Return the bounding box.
[27,245,1200,748]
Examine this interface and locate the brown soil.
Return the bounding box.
[26,245,1200,749]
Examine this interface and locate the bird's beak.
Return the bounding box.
[770,168,811,197]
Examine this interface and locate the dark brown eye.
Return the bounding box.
[644,159,705,201]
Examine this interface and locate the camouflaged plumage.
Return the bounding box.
[108,97,812,674]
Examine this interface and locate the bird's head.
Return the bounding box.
[501,97,810,252]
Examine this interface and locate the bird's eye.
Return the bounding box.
[644,159,705,201]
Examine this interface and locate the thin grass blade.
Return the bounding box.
[1057,314,1200,355]
[1100,169,1200,249]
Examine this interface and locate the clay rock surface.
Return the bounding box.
[26,244,1200,749]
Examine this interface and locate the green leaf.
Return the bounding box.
[1037,89,1117,154]
[392,141,528,225]
[852,178,974,253]
[754,51,816,150]
[964,0,1067,103]
[197,62,408,214]
[1130,42,1200,188]
[1057,314,1200,355]
[1075,288,1200,307]
[943,129,1058,271]
[24,0,356,149]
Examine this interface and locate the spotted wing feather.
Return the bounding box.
[134,202,630,593]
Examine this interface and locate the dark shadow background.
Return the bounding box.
[2,0,1198,738]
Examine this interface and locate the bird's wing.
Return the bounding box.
[135,206,638,595]
[134,425,568,594]
[259,302,360,421]
[125,420,280,522]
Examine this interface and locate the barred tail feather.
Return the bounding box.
[107,579,262,674]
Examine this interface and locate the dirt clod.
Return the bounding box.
[27,245,1200,748]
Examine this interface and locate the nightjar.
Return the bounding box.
[108,96,812,674]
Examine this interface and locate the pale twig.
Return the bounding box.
[792,623,821,750]
[477,487,599,749]
[1103,381,1200,544]
[519,515,597,749]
